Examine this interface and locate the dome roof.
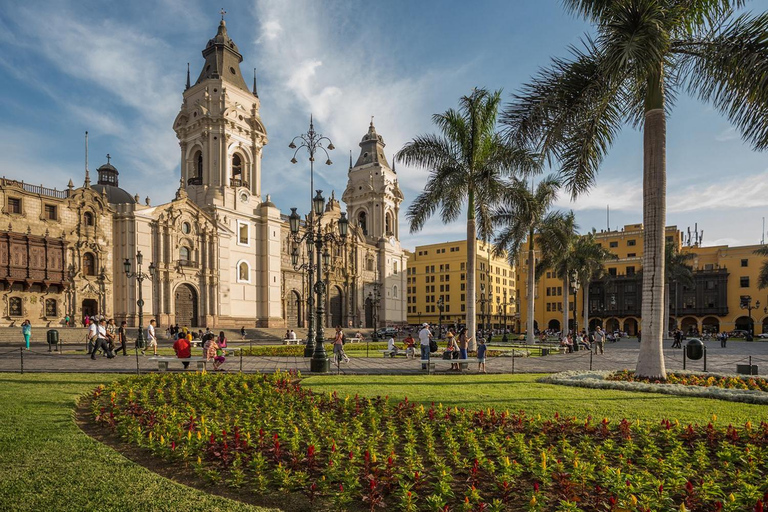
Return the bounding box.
[91,184,136,204]
[97,162,117,173]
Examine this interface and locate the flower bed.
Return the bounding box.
[90,372,768,511]
[608,369,768,391]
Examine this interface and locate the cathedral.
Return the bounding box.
[0,18,408,329]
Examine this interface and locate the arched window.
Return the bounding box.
[237,260,250,282]
[357,211,367,236]
[83,253,96,276]
[195,151,203,177]
[393,261,398,275]
[83,212,94,227]
[385,211,392,236]
[231,154,243,186]
[366,257,374,272]
[393,285,398,299]
[179,246,191,262]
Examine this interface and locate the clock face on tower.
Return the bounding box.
[240,192,249,203]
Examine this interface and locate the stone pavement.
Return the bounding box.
[1,338,767,376]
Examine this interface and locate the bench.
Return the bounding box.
[381,349,411,358]
[347,337,361,344]
[283,338,301,345]
[149,356,207,372]
[420,358,469,374]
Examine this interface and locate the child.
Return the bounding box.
[477,337,488,373]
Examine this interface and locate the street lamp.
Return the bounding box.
[124,250,155,349]
[368,286,381,339]
[287,117,335,359]
[479,284,486,339]
[437,296,444,339]
[570,270,580,336]
[740,295,760,340]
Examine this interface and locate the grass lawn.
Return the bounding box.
[0,373,274,512]
[303,373,768,425]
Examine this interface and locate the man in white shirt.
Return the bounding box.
[418,323,432,369]
[87,320,99,356]
[90,318,114,360]
[289,330,297,340]
[387,336,398,357]
[143,319,158,356]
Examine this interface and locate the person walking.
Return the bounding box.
[419,322,432,370]
[21,320,31,350]
[477,337,488,373]
[113,321,128,355]
[333,326,348,364]
[142,319,158,356]
[594,326,605,355]
[90,319,114,360]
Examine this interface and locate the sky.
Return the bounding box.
[1,0,768,251]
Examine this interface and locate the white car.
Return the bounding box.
[758,333,768,339]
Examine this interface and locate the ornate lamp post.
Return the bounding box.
[740,295,760,340]
[288,117,334,357]
[123,251,155,349]
[570,270,580,336]
[289,191,348,373]
[368,285,381,339]
[437,296,444,339]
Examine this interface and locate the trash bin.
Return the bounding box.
[686,338,704,360]
[47,329,59,352]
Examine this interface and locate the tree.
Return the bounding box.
[570,231,617,334]
[398,88,537,340]
[493,176,560,343]
[665,242,695,337]
[503,1,768,378]
[536,211,579,335]
[755,245,768,289]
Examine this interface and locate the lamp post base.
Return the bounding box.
[310,355,330,373]
[303,340,316,358]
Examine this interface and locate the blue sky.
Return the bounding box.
[1,0,767,250]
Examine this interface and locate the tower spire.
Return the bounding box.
[84,131,90,187]
[349,150,352,170]
[186,62,190,90]
[253,68,258,97]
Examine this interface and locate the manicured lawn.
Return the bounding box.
[0,373,273,512]
[303,373,768,424]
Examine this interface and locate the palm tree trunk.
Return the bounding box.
[636,66,667,379]
[663,282,670,341]
[583,282,589,335]
[526,228,535,344]
[466,190,477,343]
[562,275,569,336]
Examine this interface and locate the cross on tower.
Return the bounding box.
[220,8,227,20]
[106,153,111,164]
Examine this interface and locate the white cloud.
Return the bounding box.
[554,178,643,213]
[257,20,283,42]
[715,126,739,142]
[668,169,768,213]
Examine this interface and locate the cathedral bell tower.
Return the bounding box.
[342,120,404,242]
[173,16,268,210]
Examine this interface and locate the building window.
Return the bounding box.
[196,151,203,177]
[83,253,96,276]
[84,211,94,226]
[181,222,191,234]
[45,299,57,317]
[393,285,398,298]
[740,276,750,288]
[8,197,21,214]
[626,266,635,276]
[460,262,465,271]
[367,257,374,272]
[609,241,618,248]
[627,239,636,246]
[460,283,465,291]
[231,154,243,185]
[741,259,749,267]
[357,211,367,236]
[44,204,57,220]
[237,260,251,283]
[393,261,398,274]
[9,297,21,317]
[179,246,191,262]
[238,221,250,245]
[608,267,617,276]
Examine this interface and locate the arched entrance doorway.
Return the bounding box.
[365,297,373,328]
[605,318,620,332]
[547,319,560,332]
[286,290,302,328]
[681,317,698,335]
[623,318,638,336]
[735,316,753,333]
[702,316,720,334]
[82,299,98,319]
[589,318,603,331]
[175,284,198,328]
[329,286,343,328]
[762,317,768,336]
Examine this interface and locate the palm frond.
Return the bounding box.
[755,245,768,289]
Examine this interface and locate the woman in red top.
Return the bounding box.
[173,333,192,369]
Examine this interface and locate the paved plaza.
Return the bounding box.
[1,338,767,376]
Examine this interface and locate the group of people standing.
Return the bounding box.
[86,318,131,359]
[418,323,488,372]
[558,326,607,354]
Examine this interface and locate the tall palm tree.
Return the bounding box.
[493,176,559,343]
[665,242,695,338]
[537,211,579,335]
[571,231,617,333]
[503,1,768,378]
[755,245,768,289]
[398,88,537,340]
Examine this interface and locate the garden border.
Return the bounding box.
[539,370,768,405]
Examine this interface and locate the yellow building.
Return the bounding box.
[406,240,516,329]
[517,222,768,336]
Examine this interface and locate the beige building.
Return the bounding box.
[406,240,516,330]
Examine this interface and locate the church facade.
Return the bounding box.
[0,19,407,329]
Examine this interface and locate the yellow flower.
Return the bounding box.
[712,414,717,422]
[197,431,201,440]
[729,493,735,502]
[530,496,537,506]
[197,456,202,465]
[187,431,192,441]
[630,494,637,506]
[679,503,687,512]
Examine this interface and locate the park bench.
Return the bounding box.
[420,358,469,374]
[149,356,207,372]
[381,349,410,358]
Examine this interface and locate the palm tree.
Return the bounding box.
[536,211,579,335]
[493,176,559,343]
[570,232,617,333]
[665,242,695,338]
[503,1,768,378]
[398,88,537,340]
[755,245,768,289]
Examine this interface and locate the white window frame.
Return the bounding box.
[237,220,251,247]
[236,259,251,283]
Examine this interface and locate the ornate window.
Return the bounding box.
[357,211,367,236]
[45,299,57,317]
[9,297,21,317]
[385,211,393,236]
[83,212,94,226]
[231,154,244,186]
[238,221,249,245]
[83,253,96,276]
[393,285,398,298]
[179,246,191,262]
[196,151,203,177]
[366,257,374,272]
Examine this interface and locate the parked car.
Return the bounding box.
[757,333,768,339]
[375,327,398,338]
[729,330,750,338]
